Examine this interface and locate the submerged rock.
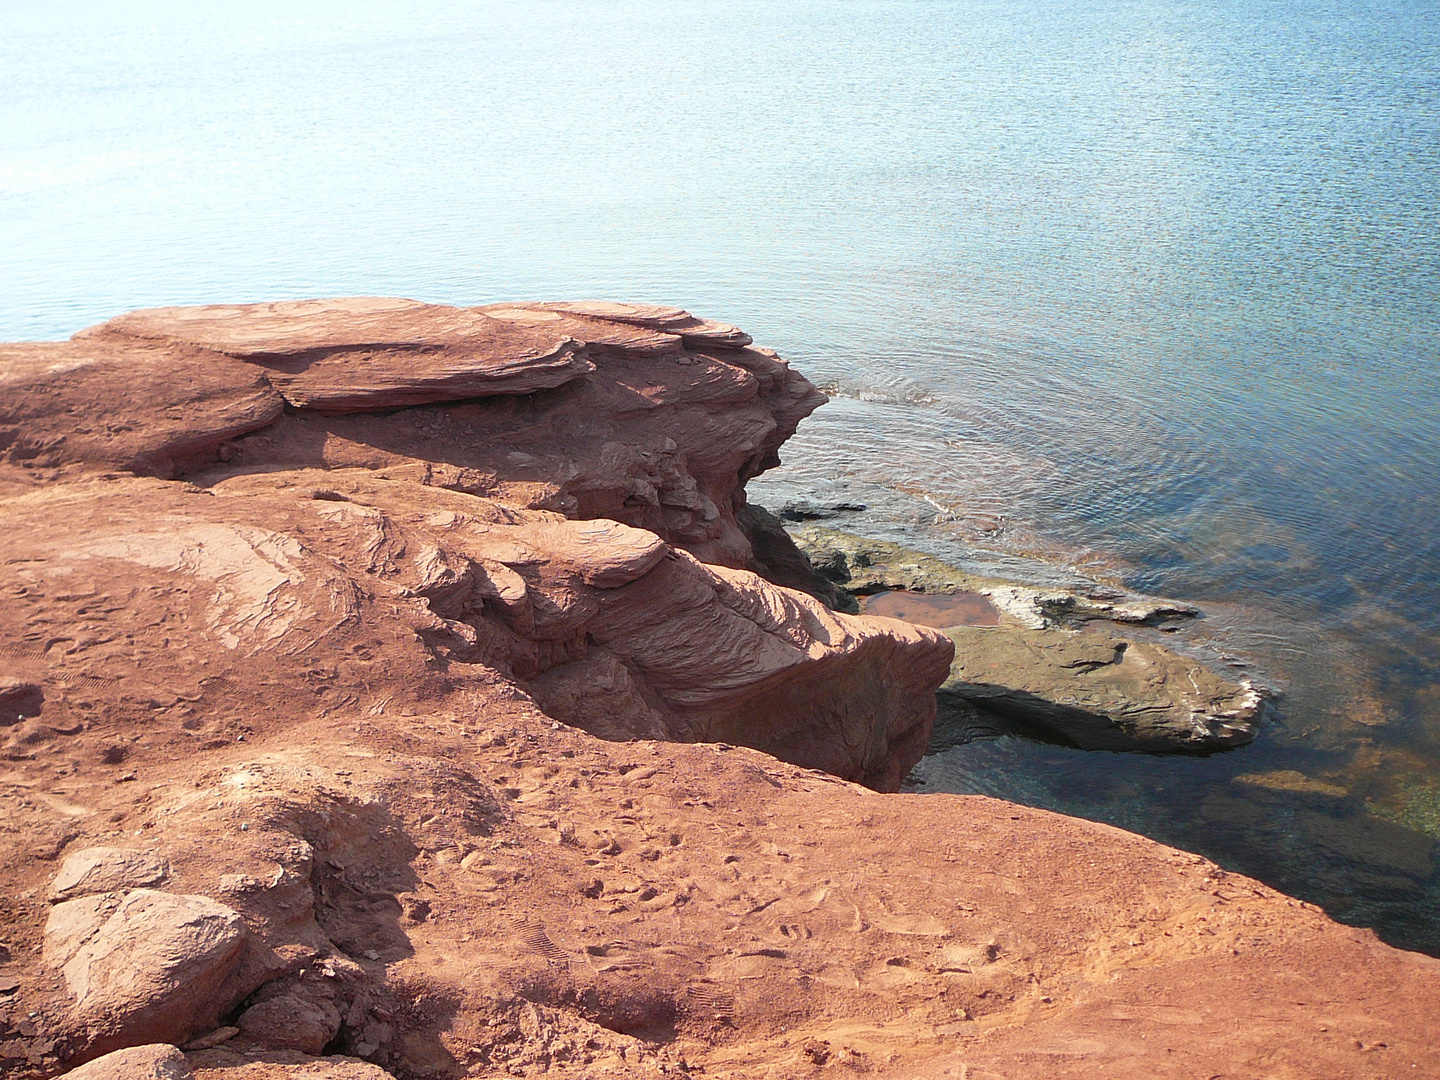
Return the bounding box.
[789,525,1200,627]
[1233,770,1351,800]
[941,625,1264,751]
[790,524,1265,752]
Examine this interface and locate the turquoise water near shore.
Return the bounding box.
[4,1,1438,952]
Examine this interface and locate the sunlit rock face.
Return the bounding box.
[0,301,1435,1080]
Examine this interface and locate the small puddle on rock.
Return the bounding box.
[859,589,1000,628]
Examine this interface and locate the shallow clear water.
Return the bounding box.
[4,1,1438,952]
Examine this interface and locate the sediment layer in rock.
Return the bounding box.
[0,469,949,792]
[5,298,825,571]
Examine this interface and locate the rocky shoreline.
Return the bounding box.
[2,299,1438,1079]
[782,526,1269,753]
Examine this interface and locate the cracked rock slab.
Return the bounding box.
[83,298,597,415]
[49,847,171,902]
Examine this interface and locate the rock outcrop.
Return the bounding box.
[791,525,1267,751]
[0,471,948,792]
[48,848,171,902]
[2,298,937,789]
[4,298,825,570]
[0,301,1435,1079]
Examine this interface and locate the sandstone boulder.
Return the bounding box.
[44,894,123,970]
[49,848,171,902]
[62,1043,191,1080]
[530,552,954,788]
[54,889,251,1054]
[236,992,343,1056]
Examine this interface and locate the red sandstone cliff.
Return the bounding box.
[1,300,1437,1080]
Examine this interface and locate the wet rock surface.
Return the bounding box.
[792,525,1266,751]
[0,302,1435,1079]
[941,625,1265,751]
[790,524,1201,627]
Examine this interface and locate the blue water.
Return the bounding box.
[4,1,1439,952]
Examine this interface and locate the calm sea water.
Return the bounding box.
[4,1,1438,952]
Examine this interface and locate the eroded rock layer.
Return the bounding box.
[4,298,826,571]
[0,471,948,792]
[0,301,1436,1079]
